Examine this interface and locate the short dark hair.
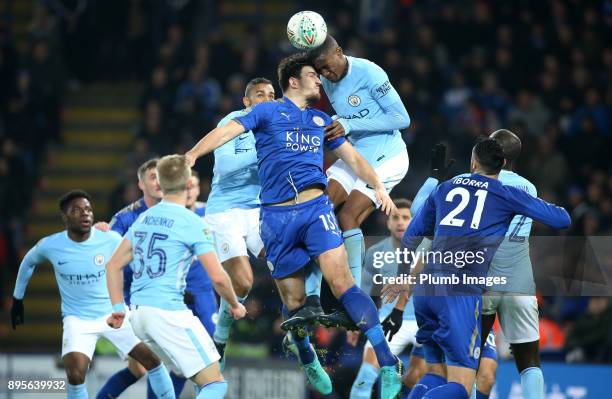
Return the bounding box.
[277,53,312,92]
[307,35,338,62]
[473,138,505,175]
[489,129,521,167]
[244,77,273,97]
[137,158,159,181]
[59,190,92,213]
[393,198,412,210]
[191,169,199,179]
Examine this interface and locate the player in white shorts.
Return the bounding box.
[409,132,544,399]
[287,35,410,329]
[10,190,174,399]
[106,155,246,399]
[203,77,274,366]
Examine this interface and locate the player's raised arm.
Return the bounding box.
[186,120,246,166]
[332,141,397,215]
[11,242,47,329]
[505,188,571,230]
[105,237,133,327]
[197,251,246,320]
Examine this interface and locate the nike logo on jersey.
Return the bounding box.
[58,261,69,265]
[238,136,248,140]
[377,155,386,162]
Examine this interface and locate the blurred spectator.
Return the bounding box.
[565,297,612,363]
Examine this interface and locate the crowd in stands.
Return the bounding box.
[2,0,611,373]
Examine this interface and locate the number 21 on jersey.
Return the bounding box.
[440,187,488,229]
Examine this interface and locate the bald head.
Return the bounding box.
[489,129,521,170]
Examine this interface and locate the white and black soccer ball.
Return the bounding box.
[287,11,327,50]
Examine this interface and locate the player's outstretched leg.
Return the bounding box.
[276,273,333,395]
[319,246,402,399]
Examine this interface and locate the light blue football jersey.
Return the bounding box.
[362,237,416,321]
[206,109,261,214]
[13,229,122,319]
[126,201,215,310]
[321,56,407,166]
[490,170,538,294]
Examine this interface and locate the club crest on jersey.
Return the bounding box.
[312,116,325,126]
[348,95,361,107]
[94,254,105,266]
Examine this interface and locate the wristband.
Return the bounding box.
[112,302,126,313]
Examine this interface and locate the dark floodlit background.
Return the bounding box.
[0,1,611,398]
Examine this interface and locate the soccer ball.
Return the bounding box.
[287,11,327,50]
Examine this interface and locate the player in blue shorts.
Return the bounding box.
[186,53,404,399]
[411,132,545,399]
[106,155,247,399]
[205,77,274,368]
[10,190,174,399]
[295,35,411,328]
[398,139,570,399]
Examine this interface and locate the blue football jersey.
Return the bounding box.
[109,197,150,303]
[403,173,570,292]
[14,229,122,319]
[206,109,261,214]
[126,201,215,310]
[322,56,407,165]
[234,97,345,204]
[410,171,540,294]
[186,203,213,292]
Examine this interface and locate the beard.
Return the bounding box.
[305,91,321,105]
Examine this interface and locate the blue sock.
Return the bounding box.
[171,372,187,396]
[476,390,489,399]
[213,295,246,344]
[350,362,378,399]
[196,381,228,398]
[96,367,137,399]
[340,284,395,366]
[520,367,544,399]
[305,260,322,297]
[147,371,186,399]
[147,363,174,399]
[423,382,468,399]
[343,228,364,287]
[68,383,88,399]
[290,330,316,365]
[407,373,447,399]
